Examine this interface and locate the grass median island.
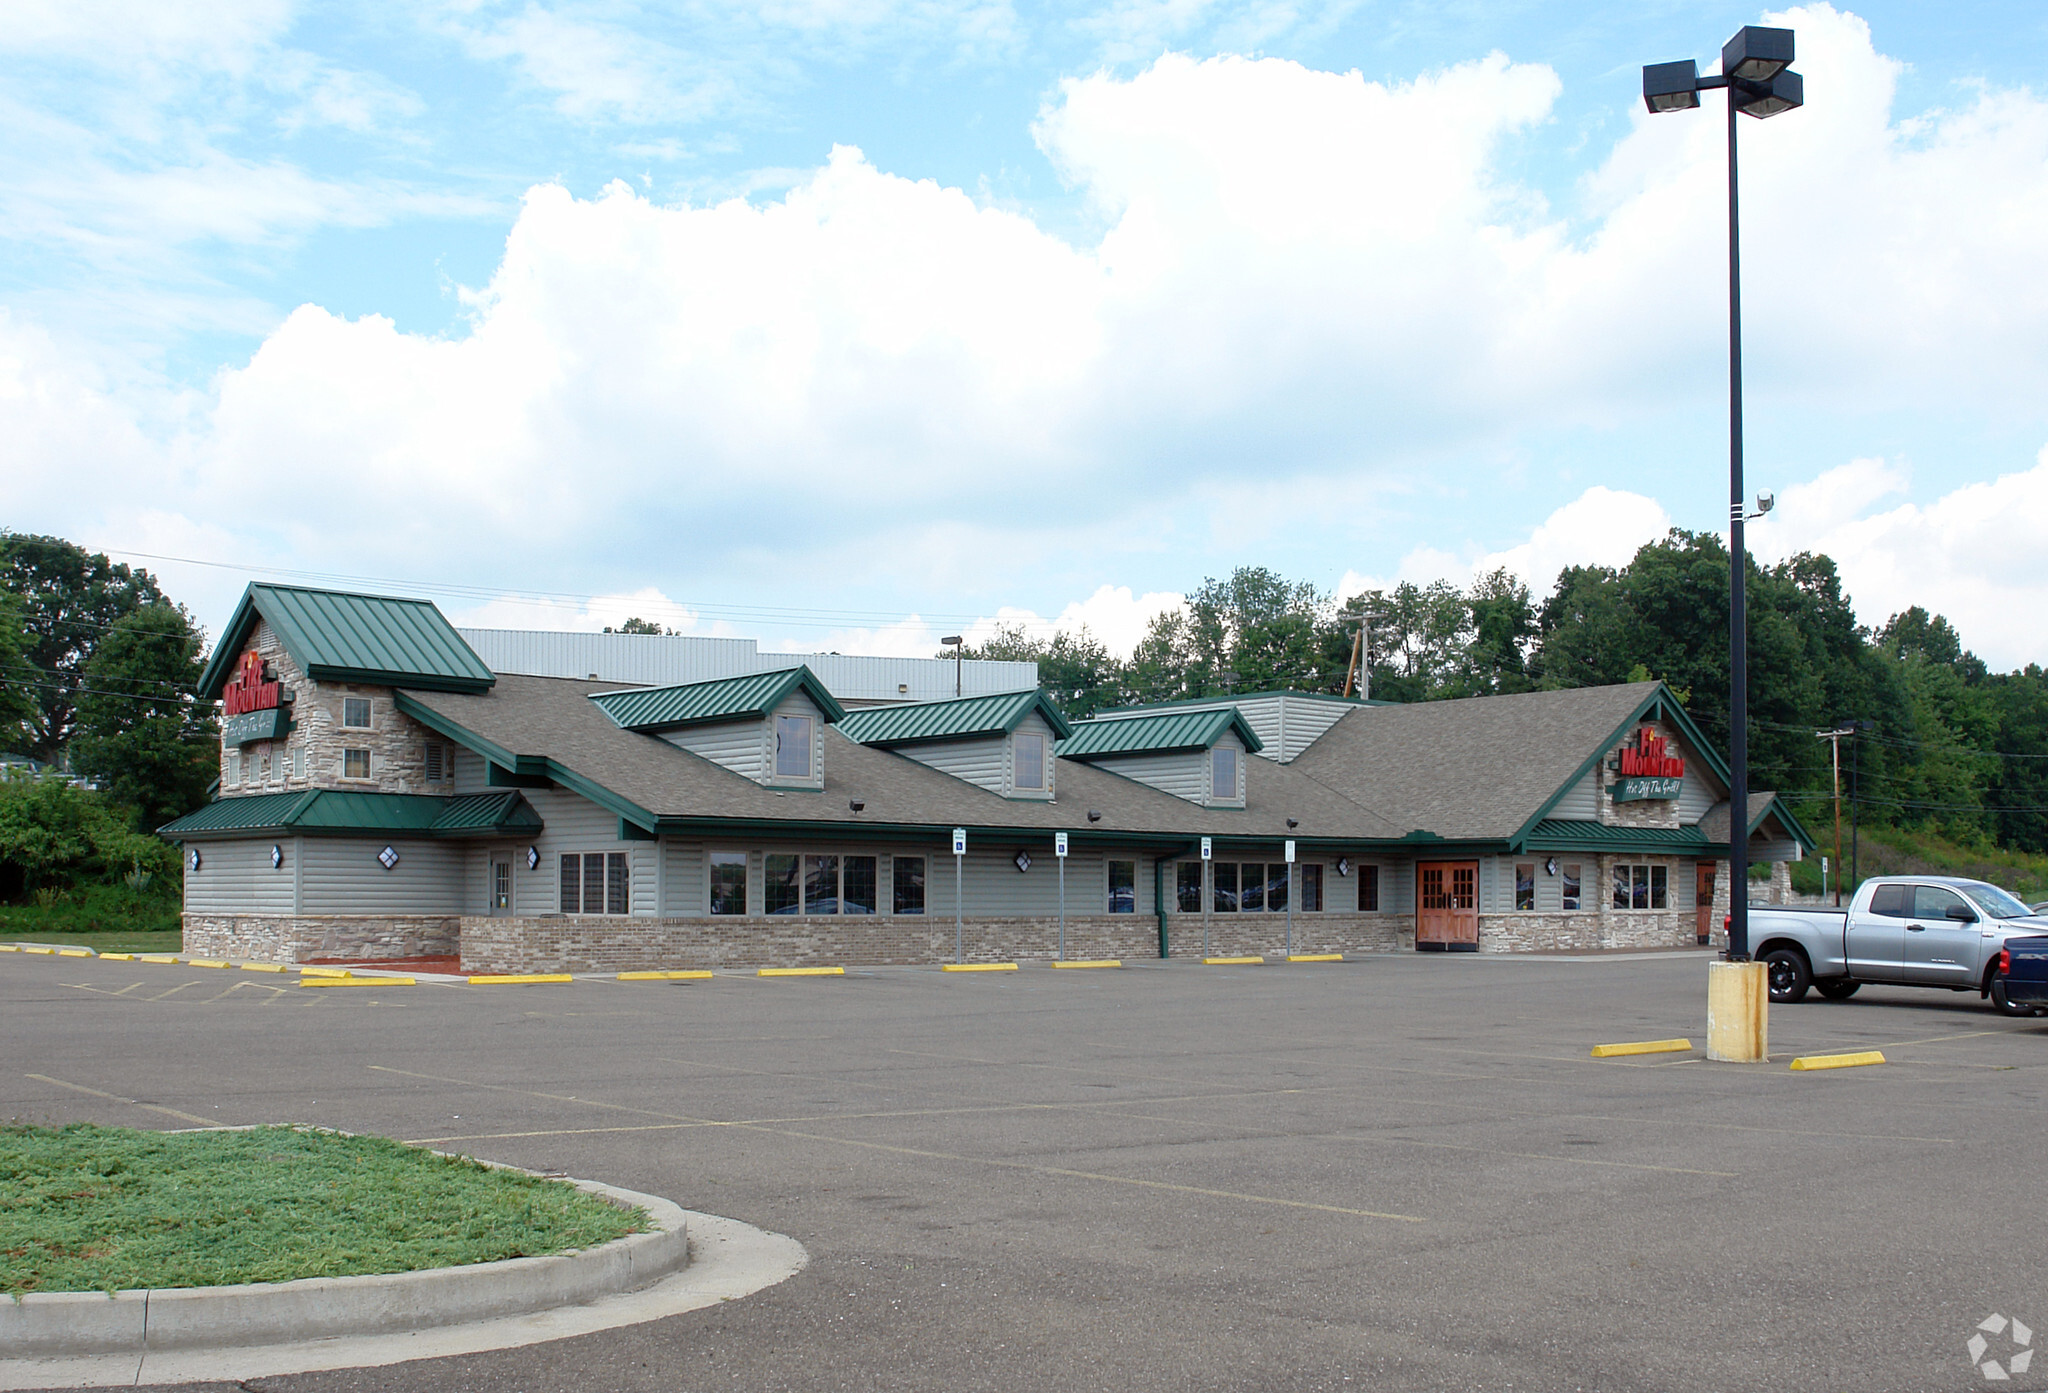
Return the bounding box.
[1,1123,647,1297]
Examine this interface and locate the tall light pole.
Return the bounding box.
[941,635,964,698]
[1643,27,1803,964]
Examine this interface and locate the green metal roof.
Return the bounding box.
[1056,707,1264,759]
[198,585,496,698]
[836,689,1072,747]
[588,667,846,732]
[1514,819,1713,853]
[160,789,541,840]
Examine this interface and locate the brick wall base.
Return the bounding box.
[182,914,459,964]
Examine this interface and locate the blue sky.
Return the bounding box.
[4,1,2047,664]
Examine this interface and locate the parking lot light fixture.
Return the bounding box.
[1639,24,1803,969]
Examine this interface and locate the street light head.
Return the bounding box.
[1642,59,1702,113]
[1722,26,1793,83]
[1736,67,1803,119]
[941,635,963,646]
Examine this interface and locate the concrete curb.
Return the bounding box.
[0,1178,686,1359]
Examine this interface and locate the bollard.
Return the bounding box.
[1706,959,1767,1062]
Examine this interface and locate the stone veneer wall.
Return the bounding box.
[459,911,1418,973]
[1477,910,1698,953]
[183,914,458,963]
[216,620,447,798]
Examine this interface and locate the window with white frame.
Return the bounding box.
[1014,732,1045,791]
[774,714,813,779]
[1515,863,1536,911]
[342,697,371,729]
[1210,746,1238,801]
[762,852,879,914]
[225,751,241,785]
[560,852,630,915]
[343,749,370,780]
[1107,860,1136,913]
[709,852,747,915]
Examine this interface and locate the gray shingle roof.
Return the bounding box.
[401,674,1399,844]
[1287,682,1675,841]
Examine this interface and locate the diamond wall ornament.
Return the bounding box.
[378,845,400,870]
[188,848,202,872]
[526,845,540,871]
[271,844,283,869]
[1013,850,1032,873]
[1335,856,1351,878]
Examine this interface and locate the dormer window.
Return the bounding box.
[775,714,813,779]
[1014,733,1045,791]
[1211,746,1238,802]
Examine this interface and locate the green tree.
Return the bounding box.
[0,534,168,761]
[0,594,39,756]
[69,603,218,830]
[0,772,176,900]
[604,617,670,634]
[952,624,1124,718]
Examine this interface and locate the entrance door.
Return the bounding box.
[1695,863,1716,945]
[490,859,513,916]
[1416,861,1479,951]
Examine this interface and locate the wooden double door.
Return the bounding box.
[1417,861,1479,951]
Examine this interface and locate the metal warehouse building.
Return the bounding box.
[162,583,1813,972]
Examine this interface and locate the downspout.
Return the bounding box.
[1155,856,1169,959]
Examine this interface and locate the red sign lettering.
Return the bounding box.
[1618,725,1685,778]
[222,650,282,716]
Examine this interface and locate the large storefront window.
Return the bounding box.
[1203,862,1306,912]
[765,852,880,914]
[1612,864,1668,910]
[1176,862,1203,912]
[1107,860,1135,913]
[893,857,925,915]
[710,852,747,915]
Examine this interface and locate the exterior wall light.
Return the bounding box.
[849,799,865,813]
[1087,809,1101,823]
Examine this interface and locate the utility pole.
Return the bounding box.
[1815,725,1853,906]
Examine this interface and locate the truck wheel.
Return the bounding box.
[1815,979,1860,1001]
[1989,977,2042,1018]
[1764,948,1810,1003]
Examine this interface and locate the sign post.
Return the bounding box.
[1200,836,1212,957]
[952,828,967,964]
[1284,839,1296,956]
[1055,832,1069,961]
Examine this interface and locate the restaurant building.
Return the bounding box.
[162,583,1813,971]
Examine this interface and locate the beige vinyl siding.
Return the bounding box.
[662,717,767,781]
[519,786,654,915]
[662,841,705,916]
[1090,750,1206,803]
[450,747,492,795]
[922,848,1153,916]
[183,839,295,915]
[1551,769,1600,820]
[297,839,465,913]
[1091,694,1355,763]
[902,735,1007,793]
[1674,767,1719,821]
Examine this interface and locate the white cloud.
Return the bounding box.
[1748,450,2048,670]
[1336,485,1673,599]
[11,9,2048,662]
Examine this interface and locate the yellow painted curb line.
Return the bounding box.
[100,952,135,961]
[1287,953,1344,963]
[241,962,288,973]
[617,970,714,981]
[57,948,96,957]
[1591,1038,1693,1058]
[758,966,844,977]
[140,954,180,964]
[25,946,55,955]
[942,963,1018,973]
[300,976,416,988]
[468,973,574,985]
[1789,1050,1886,1071]
[1203,956,1264,965]
[1053,959,1122,969]
[190,959,231,969]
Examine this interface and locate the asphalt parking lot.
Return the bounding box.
[6,948,2047,1393]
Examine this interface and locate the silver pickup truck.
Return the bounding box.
[1749,875,2048,1014]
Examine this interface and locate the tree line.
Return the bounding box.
[955,531,2048,857]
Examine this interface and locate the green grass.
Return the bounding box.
[1784,825,2048,901]
[1,1124,646,1297]
[0,881,181,940]
[0,927,182,954]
